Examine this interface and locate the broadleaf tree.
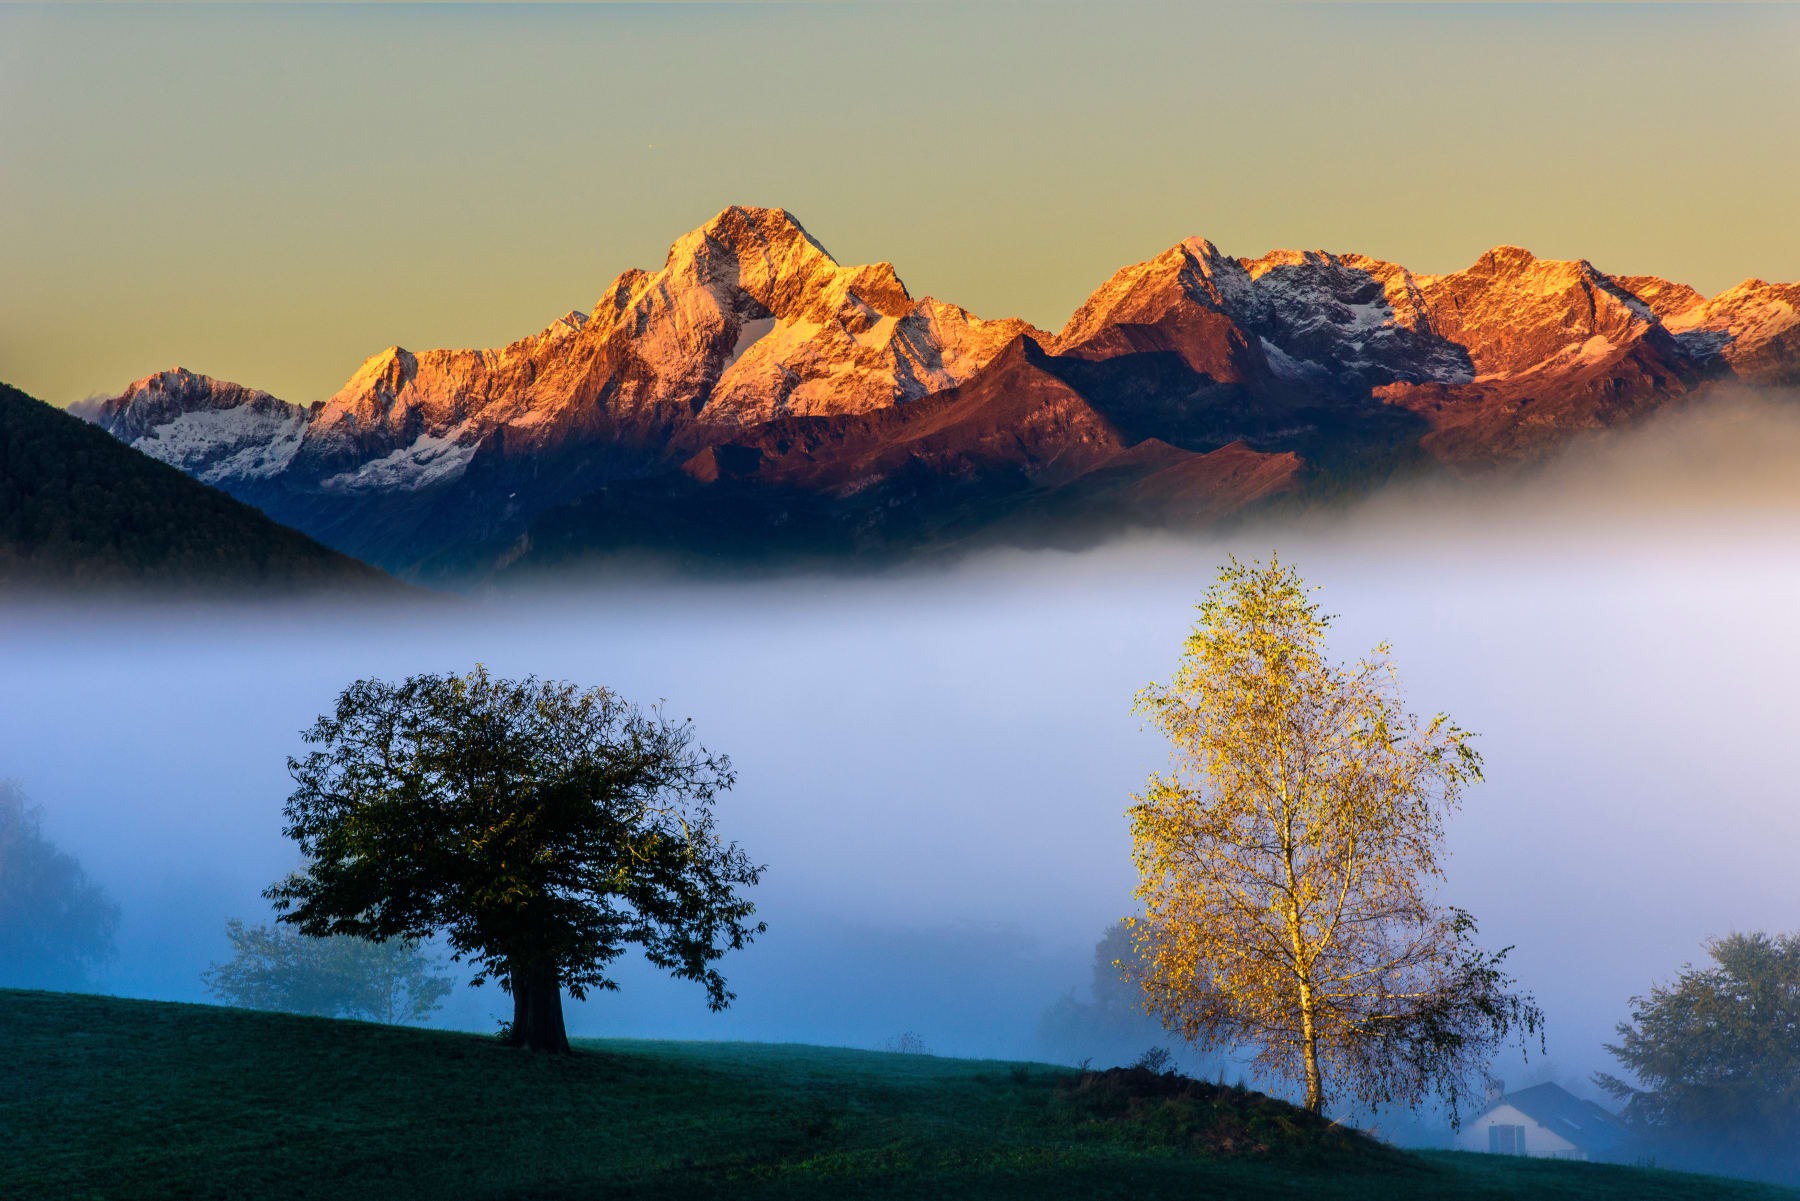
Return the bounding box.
[1037,922,1229,1079]
[266,667,765,1053]
[1597,931,1800,1180]
[1126,557,1542,1117]
[203,918,453,1025]
[0,779,119,990]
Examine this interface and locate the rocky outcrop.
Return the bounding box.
[1409,246,1666,380]
[1662,279,1800,386]
[1053,238,1274,385]
[1237,249,1473,388]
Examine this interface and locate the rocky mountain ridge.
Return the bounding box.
[79,206,1800,581]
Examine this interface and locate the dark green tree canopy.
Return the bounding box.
[0,380,394,590]
[1597,931,1800,1179]
[266,667,765,1052]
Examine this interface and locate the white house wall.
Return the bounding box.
[1456,1104,1584,1160]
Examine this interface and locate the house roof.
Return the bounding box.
[1480,1082,1630,1153]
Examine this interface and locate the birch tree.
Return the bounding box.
[1127,557,1541,1117]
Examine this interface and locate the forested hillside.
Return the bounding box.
[0,382,401,592]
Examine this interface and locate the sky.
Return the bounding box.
[4,1,1800,407]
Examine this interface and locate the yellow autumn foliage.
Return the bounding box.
[1128,556,1536,1117]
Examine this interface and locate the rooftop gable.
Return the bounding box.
[1479,1083,1629,1153]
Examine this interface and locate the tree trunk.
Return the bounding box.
[507,960,571,1054]
[1286,897,1326,1115]
[1278,798,1325,1115]
[1299,997,1324,1115]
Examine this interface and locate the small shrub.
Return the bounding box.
[1052,1066,1412,1166]
[1132,1046,1174,1074]
[877,1031,930,1055]
[1010,1064,1031,1084]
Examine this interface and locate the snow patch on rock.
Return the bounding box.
[1259,338,1323,382]
[319,428,480,493]
[724,316,776,369]
[130,404,309,482]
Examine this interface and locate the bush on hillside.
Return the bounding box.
[1054,1065,1413,1166]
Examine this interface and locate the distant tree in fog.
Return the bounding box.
[1038,922,1226,1076]
[0,779,118,990]
[1126,557,1542,1118]
[203,919,452,1024]
[266,666,764,1054]
[1597,931,1800,1181]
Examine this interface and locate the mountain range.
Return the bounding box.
[77,206,1800,582]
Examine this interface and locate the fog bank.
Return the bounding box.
[4,395,1798,1095]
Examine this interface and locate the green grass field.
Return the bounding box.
[2,988,1791,1201]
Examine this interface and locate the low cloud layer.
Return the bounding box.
[4,394,1798,1109]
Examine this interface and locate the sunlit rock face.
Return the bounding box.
[95,208,1037,496]
[1051,237,1752,465]
[1655,278,1800,386]
[1407,246,1664,380]
[1053,238,1274,385]
[83,207,1799,579]
[1052,240,1684,393]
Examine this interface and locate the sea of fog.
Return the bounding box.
[4,396,1799,1107]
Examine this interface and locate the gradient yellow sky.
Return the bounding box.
[4,1,1799,407]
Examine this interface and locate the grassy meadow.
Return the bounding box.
[2,988,1792,1201]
